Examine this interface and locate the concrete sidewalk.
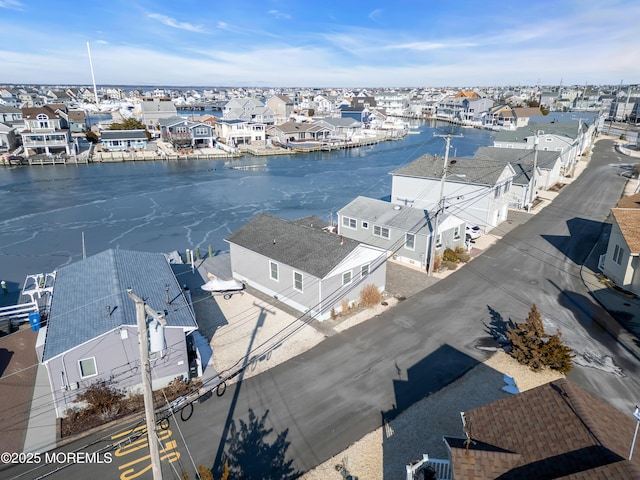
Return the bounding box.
[22,363,58,453]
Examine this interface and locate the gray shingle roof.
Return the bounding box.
[226,213,359,278]
[43,249,197,361]
[494,121,585,142]
[101,129,148,140]
[338,196,431,233]
[473,146,561,185]
[390,153,511,186]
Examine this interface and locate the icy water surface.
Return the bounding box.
[0,121,494,290]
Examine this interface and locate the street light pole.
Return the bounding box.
[428,134,462,276]
[128,289,163,480]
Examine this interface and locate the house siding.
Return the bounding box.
[391,176,495,231]
[229,241,386,320]
[230,244,322,315]
[602,219,640,295]
[45,326,189,417]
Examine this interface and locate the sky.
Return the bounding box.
[0,0,638,88]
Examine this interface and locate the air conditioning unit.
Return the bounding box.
[69,382,79,391]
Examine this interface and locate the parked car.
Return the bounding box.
[466,225,481,240]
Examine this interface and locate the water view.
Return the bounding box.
[0,121,494,292]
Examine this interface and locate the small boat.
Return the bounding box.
[201,273,245,299]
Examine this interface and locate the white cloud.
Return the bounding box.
[96,40,109,45]
[368,9,383,22]
[267,9,291,20]
[0,0,22,9]
[386,41,478,51]
[147,13,205,33]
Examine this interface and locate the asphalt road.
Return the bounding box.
[3,139,640,480]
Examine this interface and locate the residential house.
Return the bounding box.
[222,97,275,124]
[601,193,640,297]
[266,95,295,124]
[493,120,592,176]
[315,117,363,141]
[441,379,640,478]
[226,213,387,320]
[38,249,199,418]
[339,105,370,124]
[338,196,466,270]
[436,91,494,123]
[216,119,266,147]
[374,91,410,116]
[0,105,23,124]
[483,105,543,129]
[100,129,149,151]
[473,146,562,209]
[0,89,19,107]
[21,104,72,157]
[66,110,87,134]
[159,116,216,149]
[140,97,178,132]
[0,123,19,152]
[390,154,516,232]
[266,120,332,143]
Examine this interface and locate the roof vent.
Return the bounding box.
[449,159,457,164]
[394,205,401,210]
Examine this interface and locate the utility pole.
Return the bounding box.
[528,131,540,212]
[128,290,163,480]
[427,133,462,276]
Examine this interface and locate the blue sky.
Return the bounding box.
[0,0,638,87]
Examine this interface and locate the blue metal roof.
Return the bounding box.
[42,249,197,362]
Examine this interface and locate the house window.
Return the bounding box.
[373,225,390,239]
[613,245,624,265]
[361,221,369,229]
[270,261,279,281]
[405,233,415,250]
[494,186,501,199]
[435,233,442,249]
[342,216,357,229]
[195,127,208,135]
[79,357,97,378]
[361,264,369,277]
[453,226,461,240]
[342,271,352,285]
[293,271,303,292]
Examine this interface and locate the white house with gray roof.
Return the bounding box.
[100,129,149,151]
[493,120,595,176]
[473,146,562,209]
[226,213,387,320]
[390,154,516,232]
[140,97,177,132]
[39,249,198,417]
[338,196,466,270]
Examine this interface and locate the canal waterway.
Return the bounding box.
[0,120,495,296]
